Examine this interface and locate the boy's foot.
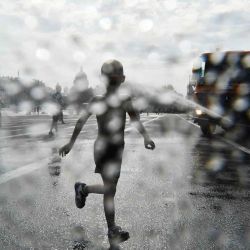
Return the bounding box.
[108,226,130,245]
[74,182,88,209]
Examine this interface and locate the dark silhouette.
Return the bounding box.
[59,60,155,247]
[0,98,2,127]
[49,84,65,136]
[59,110,66,124]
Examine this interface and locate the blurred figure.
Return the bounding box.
[49,83,65,136]
[59,109,66,124]
[37,105,41,116]
[34,106,40,115]
[0,98,2,127]
[0,97,2,111]
[59,60,155,247]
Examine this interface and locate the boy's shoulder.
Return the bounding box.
[116,86,133,104]
[89,93,132,110]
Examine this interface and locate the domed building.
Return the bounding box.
[73,67,89,92]
[68,67,93,112]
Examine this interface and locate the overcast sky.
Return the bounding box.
[1,0,250,94]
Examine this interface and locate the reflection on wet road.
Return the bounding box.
[0,113,250,249]
[193,136,250,188]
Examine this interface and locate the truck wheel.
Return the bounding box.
[200,123,216,137]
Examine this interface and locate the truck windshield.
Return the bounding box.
[192,56,206,84]
[203,52,250,84]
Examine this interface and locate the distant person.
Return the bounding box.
[59,109,66,124]
[49,84,65,136]
[0,98,3,127]
[34,106,40,115]
[59,60,155,246]
[37,106,41,116]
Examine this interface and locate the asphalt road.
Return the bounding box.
[0,113,250,249]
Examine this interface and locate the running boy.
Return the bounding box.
[59,60,155,245]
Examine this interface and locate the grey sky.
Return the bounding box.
[1,0,250,94]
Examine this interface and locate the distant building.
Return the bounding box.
[73,67,89,91]
[68,67,93,112]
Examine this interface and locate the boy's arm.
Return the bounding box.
[59,109,91,156]
[70,110,90,145]
[126,99,155,150]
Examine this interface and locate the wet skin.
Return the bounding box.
[59,89,155,157]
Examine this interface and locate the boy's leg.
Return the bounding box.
[83,175,118,229]
[101,174,118,229]
[82,171,118,228]
[75,167,129,243]
[86,184,105,194]
[74,178,115,211]
[101,172,129,245]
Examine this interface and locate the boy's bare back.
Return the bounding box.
[92,94,136,145]
[59,60,155,158]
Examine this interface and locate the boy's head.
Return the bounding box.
[101,60,125,88]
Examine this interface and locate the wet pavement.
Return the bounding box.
[0,114,250,249]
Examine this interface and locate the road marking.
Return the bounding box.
[0,131,48,139]
[125,114,164,132]
[0,159,48,185]
[1,123,40,129]
[0,128,25,132]
[0,120,95,130]
[64,123,96,130]
[0,128,91,139]
[2,119,78,128]
[0,121,96,139]
[175,114,200,128]
[218,137,250,155]
[0,115,150,131]
[176,114,250,155]
[0,115,161,183]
